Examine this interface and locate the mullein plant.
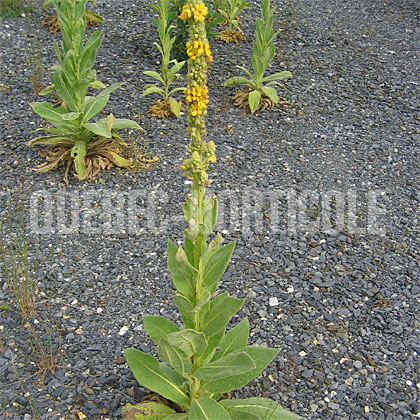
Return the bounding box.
[218,0,250,44]
[143,0,186,118]
[123,2,300,419]
[28,0,140,185]
[223,0,292,113]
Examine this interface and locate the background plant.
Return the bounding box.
[223,0,292,113]
[29,0,141,185]
[218,0,250,43]
[0,0,34,19]
[144,0,186,118]
[0,219,37,324]
[123,1,300,418]
[24,30,46,95]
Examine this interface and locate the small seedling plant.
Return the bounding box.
[123,1,300,419]
[223,0,292,113]
[29,0,140,185]
[144,0,186,118]
[218,0,250,43]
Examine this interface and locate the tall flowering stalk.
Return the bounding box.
[123,2,300,419]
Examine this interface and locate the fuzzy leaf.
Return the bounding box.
[202,241,235,294]
[38,84,56,96]
[54,70,78,112]
[167,329,207,358]
[71,140,87,179]
[143,315,180,345]
[223,76,252,88]
[167,239,198,301]
[169,97,181,117]
[124,349,190,409]
[220,398,301,420]
[143,85,165,97]
[203,346,279,394]
[29,102,74,129]
[111,118,141,130]
[262,71,292,82]
[82,95,109,122]
[82,119,112,138]
[248,90,261,113]
[89,80,107,89]
[85,10,104,22]
[193,351,255,381]
[261,86,278,104]
[144,70,165,85]
[214,318,249,361]
[158,338,185,375]
[202,293,243,337]
[189,398,231,420]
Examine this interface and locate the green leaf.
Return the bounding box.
[194,351,255,381]
[143,315,180,345]
[38,84,56,96]
[169,97,181,117]
[111,118,141,130]
[262,71,292,82]
[248,90,261,113]
[89,80,107,89]
[167,239,198,301]
[124,349,190,409]
[80,30,102,76]
[203,346,279,394]
[96,82,124,99]
[53,70,78,112]
[202,195,218,234]
[61,112,81,121]
[202,241,235,294]
[223,76,252,88]
[224,408,260,420]
[82,119,112,138]
[144,70,165,85]
[261,86,278,104]
[173,294,194,328]
[220,398,301,420]
[158,338,186,375]
[202,293,243,337]
[189,398,231,420]
[167,329,207,358]
[215,318,249,360]
[28,135,73,146]
[71,140,87,179]
[200,329,225,363]
[29,102,74,129]
[82,95,109,122]
[85,10,104,22]
[122,402,176,420]
[164,415,187,420]
[143,85,165,97]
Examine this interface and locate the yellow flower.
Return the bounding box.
[186,40,204,60]
[193,2,208,22]
[204,43,213,62]
[179,4,192,20]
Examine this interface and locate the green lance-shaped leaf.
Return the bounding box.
[143,85,165,97]
[123,349,190,409]
[223,408,260,420]
[200,329,225,363]
[164,415,188,420]
[169,97,182,117]
[82,94,110,122]
[189,398,232,420]
[71,140,87,179]
[85,10,104,23]
[248,90,261,113]
[202,346,279,394]
[167,239,198,301]
[213,318,249,361]
[82,118,112,138]
[261,86,278,104]
[220,398,302,420]
[79,30,102,77]
[173,294,194,328]
[158,338,186,375]
[111,118,141,130]
[167,329,207,358]
[202,194,218,235]
[202,241,235,294]
[201,293,243,337]
[29,102,75,130]
[122,402,176,420]
[193,351,255,381]
[143,315,180,345]
[223,76,253,88]
[54,69,78,112]
[262,71,292,83]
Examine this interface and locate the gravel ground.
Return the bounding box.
[0,0,419,419]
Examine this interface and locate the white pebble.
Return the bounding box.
[118,326,129,336]
[269,297,279,306]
